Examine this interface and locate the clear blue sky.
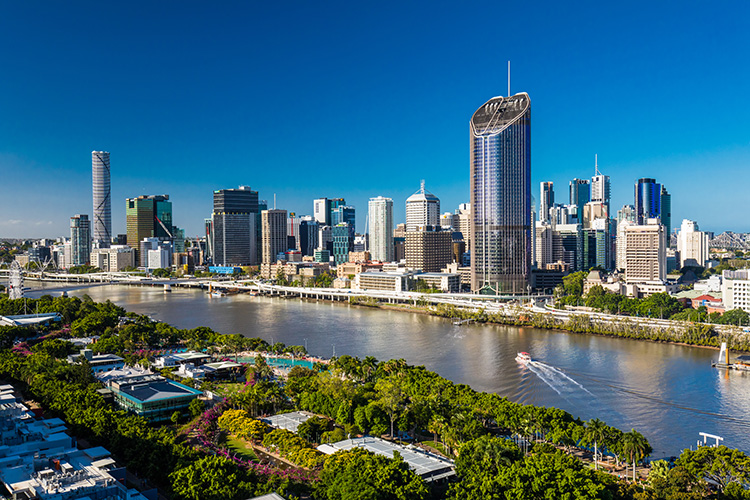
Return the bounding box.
[2,1,749,238]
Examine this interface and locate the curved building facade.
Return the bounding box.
[470,93,531,294]
[92,151,111,246]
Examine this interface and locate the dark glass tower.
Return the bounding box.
[635,178,662,225]
[470,93,531,294]
[212,186,259,266]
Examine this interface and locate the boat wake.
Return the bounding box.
[525,361,593,398]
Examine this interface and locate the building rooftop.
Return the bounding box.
[261,411,312,433]
[317,436,455,482]
[471,93,530,136]
[110,375,202,403]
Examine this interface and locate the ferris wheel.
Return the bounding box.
[8,260,24,300]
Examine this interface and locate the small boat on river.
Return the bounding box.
[515,352,532,364]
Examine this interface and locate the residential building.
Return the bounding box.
[262,209,288,263]
[406,181,440,231]
[721,270,750,314]
[91,150,111,247]
[405,226,452,272]
[91,246,136,272]
[470,93,531,294]
[70,214,91,267]
[212,186,259,266]
[368,196,394,262]
[534,222,553,269]
[624,218,666,284]
[677,219,709,268]
[539,182,554,223]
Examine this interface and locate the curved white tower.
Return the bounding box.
[92,151,111,247]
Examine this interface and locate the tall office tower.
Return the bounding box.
[583,218,611,270]
[617,205,636,225]
[591,164,611,212]
[406,181,440,232]
[634,178,662,225]
[261,209,288,263]
[91,151,111,247]
[569,178,590,211]
[70,214,91,267]
[534,222,553,268]
[677,219,709,268]
[329,198,346,224]
[331,205,356,230]
[298,217,319,256]
[539,182,554,223]
[405,226,452,272]
[313,198,332,226]
[332,223,352,265]
[212,186,259,266]
[624,219,666,283]
[368,196,394,262]
[470,93,531,294]
[318,225,333,253]
[552,223,583,272]
[661,186,672,235]
[126,195,173,248]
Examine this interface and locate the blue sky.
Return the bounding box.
[1,1,749,238]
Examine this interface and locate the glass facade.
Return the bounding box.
[635,178,662,225]
[470,93,531,294]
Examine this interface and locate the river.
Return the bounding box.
[28,284,750,458]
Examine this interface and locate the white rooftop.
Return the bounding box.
[317,436,455,481]
[262,411,312,433]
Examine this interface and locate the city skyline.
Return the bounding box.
[2,2,750,237]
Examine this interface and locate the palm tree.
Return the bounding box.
[585,418,608,470]
[621,429,649,482]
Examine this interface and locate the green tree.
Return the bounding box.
[318,448,428,500]
[375,376,406,440]
[583,418,608,470]
[170,455,251,500]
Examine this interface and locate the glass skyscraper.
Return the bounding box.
[470,93,531,294]
[212,186,259,266]
[92,151,111,247]
[635,178,661,225]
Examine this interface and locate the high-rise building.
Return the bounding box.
[617,205,636,225]
[591,166,610,212]
[368,196,394,262]
[569,178,590,213]
[313,198,332,226]
[261,209,287,263]
[332,223,352,265]
[406,181,440,232]
[126,195,173,259]
[212,186,259,266]
[470,93,531,294]
[634,178,662,225]
[661,186,672,235]
[624,219,666,283]
[92,151,111,247]
[677,219,709,268]
[539,182,554,223]
[456,203,471,249]
[70,214,91,267]
[405,226,452,272]
[298,217,319,256]
[331,205,356,232]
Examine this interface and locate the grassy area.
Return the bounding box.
[225,435,258,461]
[214,382,246,397]
[421,440,449,456]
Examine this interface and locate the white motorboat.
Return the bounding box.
[515,352,532,364]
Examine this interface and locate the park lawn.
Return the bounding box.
[214,382,246,397]
[225,435,258,461]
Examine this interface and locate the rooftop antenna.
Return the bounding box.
[273,193,277,209]
[594,154,601,176]
[507,60,511,97]
[420,179,425,194]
